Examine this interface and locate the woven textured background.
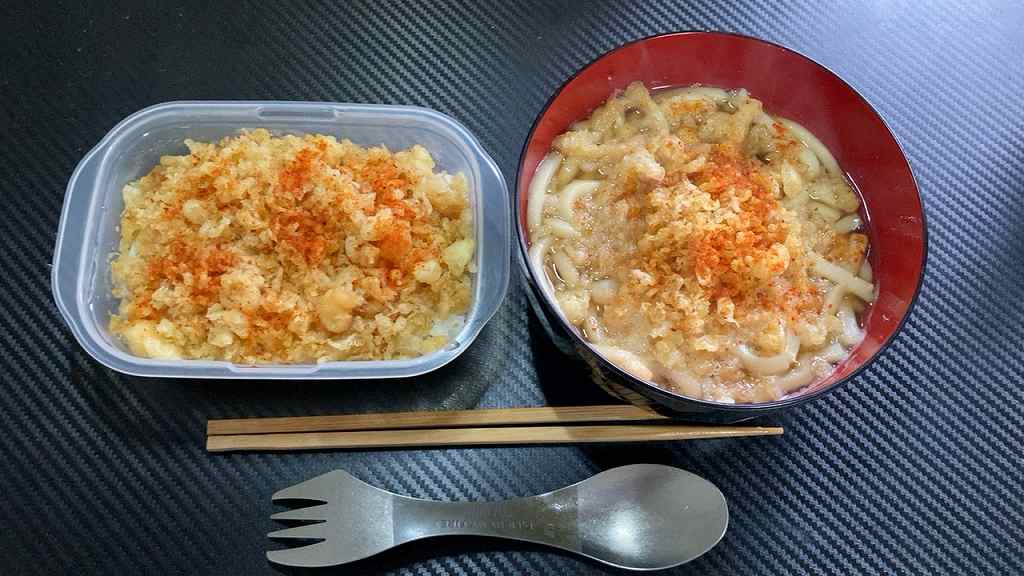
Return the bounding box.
[2,0,1023,574]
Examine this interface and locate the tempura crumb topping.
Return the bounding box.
[110,129,474,363]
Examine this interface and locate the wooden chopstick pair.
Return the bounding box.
[206,405,783,452]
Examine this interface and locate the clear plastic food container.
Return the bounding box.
[52,101,510,379]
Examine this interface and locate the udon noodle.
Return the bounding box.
[527,82,874,403]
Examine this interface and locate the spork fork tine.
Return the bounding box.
[268,465,728,570]
[270,503,331,522]
[267,541,338,567]
[267,523,328,541]
[271,469,350,502]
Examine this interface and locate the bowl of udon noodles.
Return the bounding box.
[516,32,926,420]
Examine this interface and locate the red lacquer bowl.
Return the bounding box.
[516,32,927,419]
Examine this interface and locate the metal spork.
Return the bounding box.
[268,464,728,570]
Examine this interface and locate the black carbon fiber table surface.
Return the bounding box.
[3,1,1023,574]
